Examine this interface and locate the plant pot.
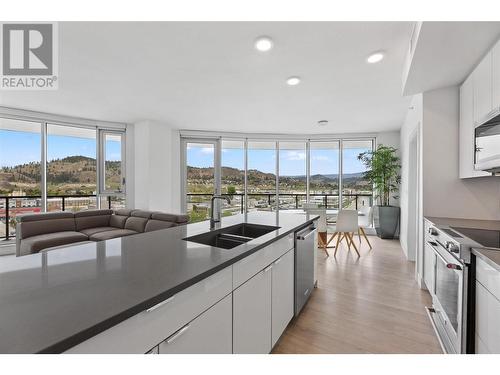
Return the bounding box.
[373,205,400,239]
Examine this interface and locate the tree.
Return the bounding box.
[226,185,236,195]
[357,145,401,206]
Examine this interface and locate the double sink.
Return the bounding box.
[183,223,280,249]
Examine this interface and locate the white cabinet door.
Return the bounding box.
[475,280,500,354]
[233,267,272,354]
[459,76,489,178]
[473,52,493,125]
[271,249,295,347]
[423,241,435,294]
[159,294,232,354]
[492,40,500,113]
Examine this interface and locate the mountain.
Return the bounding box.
[0,156,121,195]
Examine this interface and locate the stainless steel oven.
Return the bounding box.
[426,239,468,354]
[474,113,500,173]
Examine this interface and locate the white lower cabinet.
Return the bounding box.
[271,249,294,347]
[233,266,272,354]
[475,279,500,353]
[159,294,232,354]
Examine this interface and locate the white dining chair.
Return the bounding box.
[334,209,360,257]
[357,205,373,249]
[304,207,335,257]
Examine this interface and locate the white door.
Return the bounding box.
[271,249,295,347]
[233,267,272,354]
[158,294,232,354]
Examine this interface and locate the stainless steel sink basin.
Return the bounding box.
[183,223,280,249]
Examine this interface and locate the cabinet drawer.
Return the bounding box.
[476,256,500,300]
[475,280,500,354]
[159,294,232,354]
[65,267,232,353]
[233,234,294,289]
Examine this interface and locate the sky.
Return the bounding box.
[187,144,370,175]
[0,130,121,167]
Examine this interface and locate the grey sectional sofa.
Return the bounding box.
[16,209,189,257]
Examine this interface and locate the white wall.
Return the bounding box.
[400,86,500,286]
[422,87,500,220]
[126,120,182,213]
[400,94,423,262]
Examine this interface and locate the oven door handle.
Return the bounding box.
[428,241,462,271]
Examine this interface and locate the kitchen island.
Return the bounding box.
[0,211,318,354]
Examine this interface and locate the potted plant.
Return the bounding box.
[357,145,401,239]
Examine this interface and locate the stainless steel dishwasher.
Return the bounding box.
[294,225,317,316]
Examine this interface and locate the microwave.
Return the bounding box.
[474,113,500,174]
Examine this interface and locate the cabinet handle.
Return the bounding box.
[145,296,175,313]
[274,258,282,265]
[165,324,190,344]
[264,265,273,273]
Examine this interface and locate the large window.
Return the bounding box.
[0,112,126,244]
[182,136,375,218]
[185,141,217,223]
[221,140,245,216]
[247,141,277,212]
[279,141,306,210]
[341,140,374,210]
[310,141,340,209]
[47,124,97,212]
[0,118,42,239]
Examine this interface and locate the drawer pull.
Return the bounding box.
[166,324,190,344]
[264,265,273,273]
[274,258,282,265]
[146,296,175,313]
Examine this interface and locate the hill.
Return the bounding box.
[0,156,121,195]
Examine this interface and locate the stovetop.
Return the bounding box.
[450,227,500,249]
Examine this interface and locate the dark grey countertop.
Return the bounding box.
[425,216,500,231]
[0,211,317,354]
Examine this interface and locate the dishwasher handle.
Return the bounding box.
[296,227,316,240]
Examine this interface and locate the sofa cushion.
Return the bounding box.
[151,212,189,224]
[18,214,76,239]
[75,210,112,231]
[130,210,153,219]
[89,229,138,241]
[124,217,148,233]
[19,231,89,256]
[110,210,131,228]
[79,226,117,236]
[144,219,175,232]
[18,211,74,222]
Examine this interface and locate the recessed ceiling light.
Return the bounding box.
[367,51,385,63]
[317,120,328,126]
[286,76,301,86]
[254,36,273,52]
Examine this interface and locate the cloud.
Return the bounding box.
[312,155,331,162]
[283,151,306,161]
[200,147,214,154]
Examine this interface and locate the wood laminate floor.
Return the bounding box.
[273,236,442,354]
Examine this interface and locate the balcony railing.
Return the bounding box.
[0,194,122,241]
[186,192,374,222]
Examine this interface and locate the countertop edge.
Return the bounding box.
[38,216,318,354]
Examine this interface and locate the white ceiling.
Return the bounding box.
[403,22,500,95]
[0,22,414,134]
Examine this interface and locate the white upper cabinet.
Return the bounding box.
[459,76,489,178]
[492,40,500,113]
[473,51,493,125]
